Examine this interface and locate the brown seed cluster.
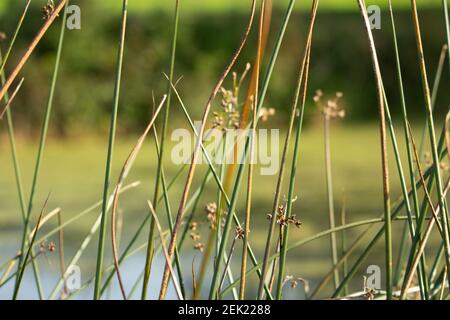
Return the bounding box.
[42,1,56,21]
[40,240,56,254]
[205,202,217,230]
[212,64,252,131]
[189,221,203,251]
[259,107,276,122]
[235,226,245,240]
[267,204,302,228]
[194,243,205,253]
[284,275,309,292]
[314,90,345,120]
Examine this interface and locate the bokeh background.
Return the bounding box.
[0,0,449,299]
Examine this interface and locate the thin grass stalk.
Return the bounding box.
[208,135,252,299]
[418,45,447,159]
[148,201,184,300]
[357,0,392,299]
[152,125,186,297]
[57,211,67,298]
[237,100,256,300]
[0,50,27,230]
[275,0,318,299]
[141,0,181,299]
[438,266,448,300]
[388,0,425,292]
[410,0,450,290]
[0,50,27,287]
[218,235,239,298]
[14,0,70,298]
[93,0,128,300]
[0,0,31,76]
[158,1,256,299]
[340,196,348,296]
[215,135,240,300]
[323,110,340,289]
[443,0,450,75]
[0,77,24,119]
[429,243,445,285]
[239,0,265,301]
[381,89,429,296]
[192,136,236,299]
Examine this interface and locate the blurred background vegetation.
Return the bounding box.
[0,0,448,137]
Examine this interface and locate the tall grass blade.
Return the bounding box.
[141,0,181,299]
[276,0,319,300]
[93,0,128,300]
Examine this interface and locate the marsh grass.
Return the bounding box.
[2,0,450,301]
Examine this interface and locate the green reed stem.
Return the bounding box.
[0,0,31,76]
[256,0,298,300]
[388,0,428,297]
[357,0,392,299]
[276,0,318,300]
[141,0,181,299]
[93,0,128,300]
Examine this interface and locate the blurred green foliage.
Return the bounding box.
[0,0,448,136]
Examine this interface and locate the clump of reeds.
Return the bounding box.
[1,0,450,301]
